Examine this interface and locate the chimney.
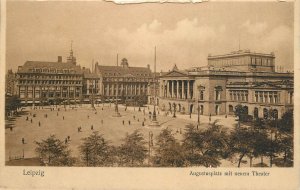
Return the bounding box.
[58,56,62,62]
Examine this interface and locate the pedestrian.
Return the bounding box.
[68,136,70,140]
[77,127,80,133]
[30,119,32,123]
[91,125,93,130]
[63,116,64,120]
[87,115,89,119]
[65,138,68,144]
[180,128,182,134]
[101,120,103,125]
[142,122,144,126]
[10,127,13,131]
[38,121,41,127]
[22,138,25,144]
[137,119,139,122]
[26,116,28,121]
[45,114,47,118]
[122,120,125,125]
[128,120,131,125]
[133,115,135,120]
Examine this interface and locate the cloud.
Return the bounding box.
[101,18,219,71]
[241,20,268,35]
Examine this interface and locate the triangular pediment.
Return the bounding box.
[162,70,188,77]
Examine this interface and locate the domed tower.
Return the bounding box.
[121,58,129,68]
[67,41,77,65]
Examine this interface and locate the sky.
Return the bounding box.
[6,1,294,72]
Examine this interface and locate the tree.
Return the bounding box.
[5,95,21,118]
[118,130,147,166]
[35,135,75,166]
[229,126,256,167]
[275,110,294,167]
[154,128,185,167]
[79,131,112,166]
[182,122,229,167]
[234,104,246,127]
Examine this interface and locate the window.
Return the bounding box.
[200,91,204,100]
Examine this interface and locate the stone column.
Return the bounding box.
[187,80,190,99]
[167,80,170,98]
[182,80,185,99]
[176,80,179,99]
[139,83,141,95]
[171,80,174,98]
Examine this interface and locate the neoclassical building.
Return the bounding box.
[94,58,155,104]
[158,50,293,119]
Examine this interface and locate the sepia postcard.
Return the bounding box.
[0,0,299,189]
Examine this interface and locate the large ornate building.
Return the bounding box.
[16,49,84,105]
[158,50,293,119]
[94,58,155,105]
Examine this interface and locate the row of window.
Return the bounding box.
[19,74,81,80]
[20,92,81,98]
[254,91,279,104]
[27,68,77,74]
[251,57,273,66]
[19,80,81,85]
[229,90,249,102]
[20,86,81,91]
[103,78,152,82]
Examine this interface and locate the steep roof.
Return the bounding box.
[84,73,99,79]
[18,61,83,74]
[95,65,152,78]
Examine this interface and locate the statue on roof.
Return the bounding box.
[121,58,129,68]
[172,64,178,71]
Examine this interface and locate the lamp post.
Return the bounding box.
[173,103,176,118]
[148,131,153,165]
[197,103,200,130]
[149,46,160,127]
[113,54,121,117]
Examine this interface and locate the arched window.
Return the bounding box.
[254,107,259,118]
[263,108,269,119]
[229,105,234,113]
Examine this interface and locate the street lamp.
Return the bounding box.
[113,55,121,117]
[148,131,153,165]
[197,103,200,130]
[173,103,176,118]
[149,46,160,127]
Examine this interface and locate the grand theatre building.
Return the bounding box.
[158,50,293,119]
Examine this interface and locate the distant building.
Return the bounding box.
[94,58,154,105]
[159,50,293,119]
[16,49,84,105]
[82,68,101,104]
[5,69,17,96]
